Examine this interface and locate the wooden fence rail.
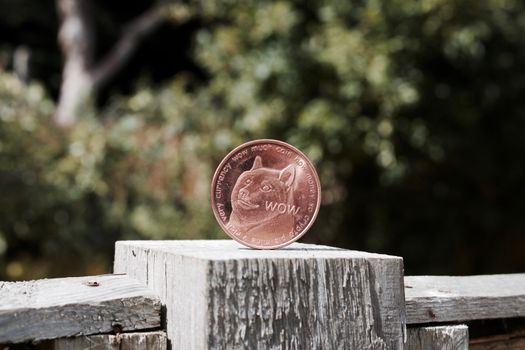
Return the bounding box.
[405,274,525,324]
[1,240,524,349]
[0,274,161,344]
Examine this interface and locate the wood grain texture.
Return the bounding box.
[470,336,525,350]
[405,274,525,324]
[0,274,161,344]
[53,331,167,350]
[114,240,406,350]
[406,325,469,350]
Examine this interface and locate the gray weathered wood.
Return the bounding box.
[405,274,525,324]
[406,325,469,350]
[53,331,167,350]
[0,274,161,344]
[114,240,406,350]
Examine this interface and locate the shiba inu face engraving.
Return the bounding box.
[211,139,322,248]
[229,156,296,235]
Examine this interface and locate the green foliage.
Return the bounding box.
[2,0,525,279]
[176,0,525,274]
[0,73,225,280]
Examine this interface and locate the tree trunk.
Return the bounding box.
[54,0,165,128]
[55,0,95,127]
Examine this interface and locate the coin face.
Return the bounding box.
[211,139,321,249]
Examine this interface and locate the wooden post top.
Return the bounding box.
[115,239,403,261]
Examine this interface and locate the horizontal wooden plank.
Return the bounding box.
[406,325,468,350]
[405,274,525,324]
[52,331,167,350]
[470,336,525,350]
[0,274,161,344]
[470,321,525,350]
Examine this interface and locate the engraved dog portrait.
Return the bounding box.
[228,156,298,238]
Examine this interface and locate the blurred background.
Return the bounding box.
[0,0,524,281]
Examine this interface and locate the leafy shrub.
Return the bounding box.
[2,0,525,279]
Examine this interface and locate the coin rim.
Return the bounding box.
[210,139,322,249]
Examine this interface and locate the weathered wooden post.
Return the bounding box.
[406,325,468,350]
[114,240,406,349]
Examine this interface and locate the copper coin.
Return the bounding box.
[211,139,321,249]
